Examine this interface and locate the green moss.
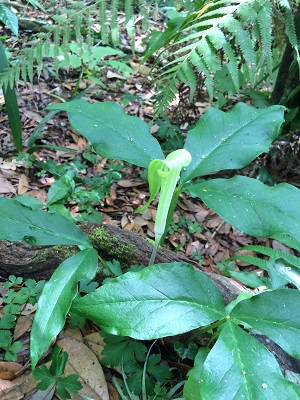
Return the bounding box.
[88,227,134,261]
[32,245,77,263]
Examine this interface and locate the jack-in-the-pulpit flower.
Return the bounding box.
[137,149,192,265]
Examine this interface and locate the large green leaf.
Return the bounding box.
[47,100,164,168]
[230,289,300,359]
[184,320,300,400]
[188,176,300,241]
[71,263,226,339]
[0,197,90,246]
[30,248,98,369]
[181,103,286,183]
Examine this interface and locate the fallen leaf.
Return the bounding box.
[61,326,83,342]
[0,370,37,399]
[18,174,30,195]
[0,177,16,194]
[0,362,23,380]
[14,316,33,341]
[107,381,121,400]
[57,337,109,400]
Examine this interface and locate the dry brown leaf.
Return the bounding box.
[117,179,146,188]
[107,382,121,400]
[20,303,37,316]
[0,380,23,400]
[0,370,37,399]
[0,159,23,171]
[0,177,16,194]
[61,326,83,342]
[14,315,33,341]
[121,215,129,228]
[84,333,121,374]
[272,240,293,254]
[133,216,148,227]
[56,337,109,400]
[0,362,23,380]
[185,241,204,257]
[84,332,105,361]
[123,221,135,231]
[22,110,43,123]
[18,174,30,195]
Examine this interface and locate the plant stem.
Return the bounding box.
[98,255,117,277]
[149,235,161,266]
[183,316,230,345]
[159,185,182,246]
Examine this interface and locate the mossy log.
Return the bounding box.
[0,222,242,303]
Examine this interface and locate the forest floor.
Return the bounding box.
[0,2,300,399]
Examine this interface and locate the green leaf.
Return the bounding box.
[0,330,11,347]
[181,104,286,182]
[146,354,172,382]
[183,348,210,400]
[227,270,269,289]
[13,195,44,210]
[230,289,300,359]
[0,5,18,35]
[188,176,300,241]
[273,259,300,289]
[0,40,22,151]
[0,314,16,329]
[71,263,226,339]
[0,197,90,246]
[47,175,74,206]
[33,365,56,389]
[47,100,164,168]
[100,332,147,369]
[57,374,83,395]
[184,320,300,400]
[30,248,98,369]
[5,340,22,361]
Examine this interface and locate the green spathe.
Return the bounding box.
[137,149,192,264]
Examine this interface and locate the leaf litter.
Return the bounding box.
[0,1,299,398]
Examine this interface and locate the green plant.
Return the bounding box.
[39,42,133,95]
[168,216,202,235]
[33,345,83,399]
[144,0,298,113]
[100,331,172,396]
[228,239,300,290]
[0,5,22,151]
[0,100,300,398]
[0,275,44,361]
[0,0,166,90]
[15,154,123,222]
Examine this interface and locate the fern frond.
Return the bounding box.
[139,0,149,31]
[256,1,273,81]
[272,233,300,252]
[237,245,300,269]
[0,0,159,89]
[153,0,299,114]
[230,254,270,271]
[111,0,119,46]
[125,0,135,49]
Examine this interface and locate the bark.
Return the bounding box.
[0,222,243,303]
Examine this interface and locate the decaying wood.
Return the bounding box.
[0,222,299,379]
[0,222,243,303]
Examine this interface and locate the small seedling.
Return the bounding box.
[33,345,83,399]
[0,276,44,361]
